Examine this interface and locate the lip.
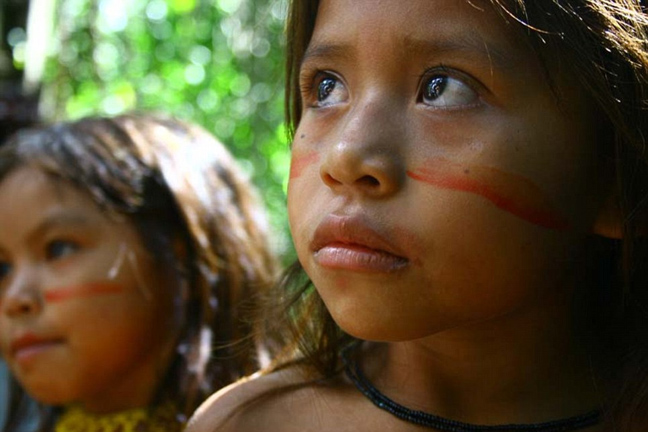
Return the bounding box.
[310,214,410,273]
[10,332,64,363]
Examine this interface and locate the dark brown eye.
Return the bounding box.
[420,74,478,108]
[318,77,337,101]
[424,76,447,101]
[45,240,80,261]
[0,262,10,280]
[315,75,348,106]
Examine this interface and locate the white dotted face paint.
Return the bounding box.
[127,249,153,301]
[107,243,128,280]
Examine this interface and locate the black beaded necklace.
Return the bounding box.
[342,348,601,432]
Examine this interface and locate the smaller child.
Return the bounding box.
[0,114,277,431]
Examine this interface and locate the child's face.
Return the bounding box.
[288,0,606,341]
[0,166,178,410]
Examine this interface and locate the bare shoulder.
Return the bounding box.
[185,367,363,432]
[185,369,297,432]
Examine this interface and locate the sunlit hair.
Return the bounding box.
[266,1,648,430]
[0,114,278,426]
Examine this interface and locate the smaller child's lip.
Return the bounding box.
[10,331,64,356]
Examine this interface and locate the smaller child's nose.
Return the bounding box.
[2,274,43,318]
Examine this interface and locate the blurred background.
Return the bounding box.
[0,0,292,260]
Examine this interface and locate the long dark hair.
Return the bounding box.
[263,1,648,430]
[0,114,278,425]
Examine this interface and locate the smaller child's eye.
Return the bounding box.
[315,74,348,107]
[45,240,80,261]
[420,74,479,109]
[0,261,11,281]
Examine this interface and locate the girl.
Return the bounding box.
[187,1,648,431]
[0,114,277,431]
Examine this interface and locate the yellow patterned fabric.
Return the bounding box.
[53,403,182,432]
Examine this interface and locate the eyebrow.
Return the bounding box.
[402,34,518,71]
[301,42,354,66]
[27,212,93,244]
[301,34,518,72]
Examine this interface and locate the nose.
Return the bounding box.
[2,270,42,318]
[319,97,406,198]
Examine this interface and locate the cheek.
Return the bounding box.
[62,291,167,348]
[287,185,308,255]
[101,246,162,303]
[51,296,171,396]
[289,150,320,180]
[288,149,322,236]
[408,157,572,231]
[44,282,124,303]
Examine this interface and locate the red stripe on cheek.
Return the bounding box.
[407,158,571,231]
[44,282,124,303]
[290,151,320,179]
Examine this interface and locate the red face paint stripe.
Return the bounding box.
[290,151,320,179]
[44,282,124,302]
[407,158,571,231]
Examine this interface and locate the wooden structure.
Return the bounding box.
[0,0,39,143]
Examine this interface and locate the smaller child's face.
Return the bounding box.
[288,0,606,341]
[0,166,178,410]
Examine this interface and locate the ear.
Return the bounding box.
[591,190,623,239]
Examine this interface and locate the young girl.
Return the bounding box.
[187,1,648,431]
[0,114,277,431]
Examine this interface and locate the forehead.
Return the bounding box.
[310,0,530,68]
[0,166,111,241]
[0,166,85,207]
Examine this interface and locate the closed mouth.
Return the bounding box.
[311,214,410,272]
[11,332,65,359]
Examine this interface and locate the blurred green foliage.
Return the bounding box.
[39,0,293,260]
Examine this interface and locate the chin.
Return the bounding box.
[20,379,76,406]
[331,311,440,343]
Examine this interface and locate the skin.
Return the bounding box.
[407,157,572,230]
[187,0,611,430]
[291,0,606,344]
[0,166,179,413]
[289,151,321,180]
[43,282,125,302]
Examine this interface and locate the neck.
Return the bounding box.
[79,342,175,414]
[79,369,159,414]
[362,297,601,426]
